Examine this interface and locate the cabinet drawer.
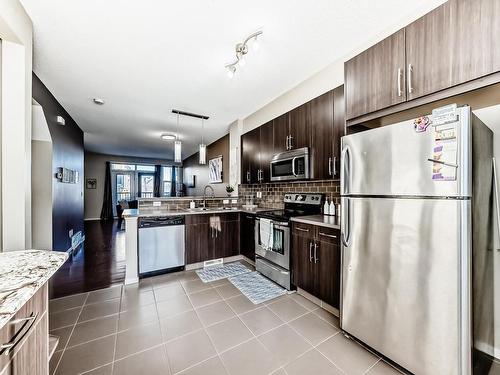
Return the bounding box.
[216,212,239,222]
[0,284,48,371]
[316,227,340,244]
[292,223,315,238]
[185,214,209,225]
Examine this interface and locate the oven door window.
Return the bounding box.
[258,225,285,255]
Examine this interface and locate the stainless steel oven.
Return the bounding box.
[270,147,309,181]
[254,219,290,270]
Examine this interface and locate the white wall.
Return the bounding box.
[31,101,52,250]
[0,0,33,251]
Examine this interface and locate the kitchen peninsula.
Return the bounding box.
[0,250,67,374]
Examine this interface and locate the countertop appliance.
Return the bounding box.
[270,147,310,181]
[138,216,185,277]
[255,193,323,289]
[340,105,493,375]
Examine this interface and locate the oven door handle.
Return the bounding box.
[261,261,289,275]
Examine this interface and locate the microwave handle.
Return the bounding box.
[291,157,298,176]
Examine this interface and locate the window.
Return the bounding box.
[136,165,155,172]
[116,173,132,202]
[111,163,135,171]
[138,173,155,198]
[162,166,172,196]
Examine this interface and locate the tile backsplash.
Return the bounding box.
[238,180,340,209]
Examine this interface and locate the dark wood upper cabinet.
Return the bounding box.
[346,0,500,123]
[289,102,310,150]
[332,85,345,179]
[241,132,252,184]
[448,0,500,87]
[405,1,453,100]
[259,121,274,183]
[345,29,406,120]
[310,90,334,180]
[273,113,289,154]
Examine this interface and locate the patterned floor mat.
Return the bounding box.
[229,271,287,304]
[196,262,251,283]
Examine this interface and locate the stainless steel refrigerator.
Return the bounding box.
[340,105,494,375]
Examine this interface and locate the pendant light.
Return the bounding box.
[174,113,182,163]
[199,118,207,165]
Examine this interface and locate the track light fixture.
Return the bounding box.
[225,30,263,79]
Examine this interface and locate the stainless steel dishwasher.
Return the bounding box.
[138,216,185,277]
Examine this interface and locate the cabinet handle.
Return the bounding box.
[333,156,337,177]
[246,171,250,183]
[289,135,293,149]
[309,242,314,262]
[285,136,289,150]
[397,68,403,97]
[408,64,414,94]
[246,216,254,219]
[0,312,38,355]
[314,243,319,263]
[319,232,337,239]
[296,227,309,232]
[328,157,332,176]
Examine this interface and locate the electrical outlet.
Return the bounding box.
[69,229,74,238]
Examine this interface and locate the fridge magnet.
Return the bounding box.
[86,178,97,189]
[414,116,430,132]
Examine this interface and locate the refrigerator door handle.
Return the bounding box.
[341,146,351,195]
[341,198,351,247]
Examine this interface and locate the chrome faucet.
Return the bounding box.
[202,185,215,208]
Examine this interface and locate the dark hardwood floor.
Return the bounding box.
[49,220,126,299]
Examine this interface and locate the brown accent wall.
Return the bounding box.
[238,180,340,209]
[183,134,229,196]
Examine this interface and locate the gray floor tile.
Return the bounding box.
[288,293,320,311]
[165,330,217,373]
[288,312,339,345]
[118,303,158,331]
[49,293,88,314]
[68,315,118,347]
[55,335,115,375]
[258,325,312,367]
[267,297,308,322]
[215,283,242,299]
[182,279,212,294]
[78,300,120,322]
[175,356,228,375]
[317,334,379,375]
[115,321,162,360]
[239,306,283,336]
[313,308,340,327]
[220,338,280,375]
[285,349,343,375]
[113,345,170,375]
[225,294,261,315]
[154,283,186,302]
[49,325,74,350]
[160,310,203,341]
[120,289,155,311]
[196,301,235,327]
[156,294,193,318]
[366,360,404,375]
[49,307,81,330]
[82,364,112,375]
[49,349,62,375]
[188,288,222,308]
[206,317,253,353]
[86,285,122,304]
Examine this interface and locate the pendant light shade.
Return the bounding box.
[199,118,207,165]
[174,113,182,163]
[199,144,207,165]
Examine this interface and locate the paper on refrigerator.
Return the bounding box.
[431,122,458,181]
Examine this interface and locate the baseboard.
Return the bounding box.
[84,217,101,221]
[185,255,245,270]
[297,287,340,317]
[125,277,139,285]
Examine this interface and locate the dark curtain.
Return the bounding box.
[170,167,177,197]
[154,164,161,197]
[100,161,114,220]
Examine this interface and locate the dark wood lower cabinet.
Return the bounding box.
[185,213,240,264]
[240,214,256,261]
[291,223,341,309]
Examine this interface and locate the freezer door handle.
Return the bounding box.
[341,145,351,195]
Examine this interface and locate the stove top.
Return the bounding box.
[256,193,324,222]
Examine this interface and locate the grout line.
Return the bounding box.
[51,292,90,375]
[363,358,382,375]
[109,286,123,374]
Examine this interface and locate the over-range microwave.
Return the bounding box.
[270,147,310,181]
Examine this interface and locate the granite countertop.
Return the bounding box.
[0,250,68,329]
[291,214,340,229]
[123,207,270,218]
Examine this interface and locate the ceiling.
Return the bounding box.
[22,0,444,160]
